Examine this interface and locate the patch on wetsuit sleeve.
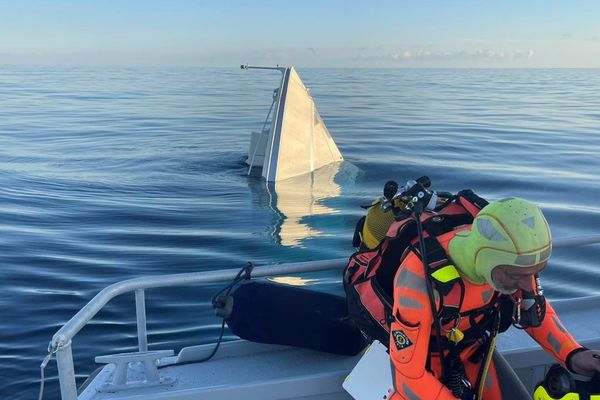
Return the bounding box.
[392,330,413,351]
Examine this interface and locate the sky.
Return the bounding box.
[1,0,600,68]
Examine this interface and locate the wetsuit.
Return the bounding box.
[389,226,584,400]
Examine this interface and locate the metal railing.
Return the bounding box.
[48,258,347,400]
[47,234,600,399]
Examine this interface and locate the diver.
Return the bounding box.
[345,187,600,399]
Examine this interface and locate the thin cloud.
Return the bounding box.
[383,48,536,61]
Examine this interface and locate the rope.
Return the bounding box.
[161,262,254,368]
[38,345,58,400]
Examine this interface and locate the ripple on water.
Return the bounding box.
[1,67,600,399]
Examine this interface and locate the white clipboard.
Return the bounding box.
[342,340,395,400]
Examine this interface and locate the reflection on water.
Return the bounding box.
[267,276,320,286]
[249,161,360,247]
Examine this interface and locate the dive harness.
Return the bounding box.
[400,177,549,400]
[410,180,497,400]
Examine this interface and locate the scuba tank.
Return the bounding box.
[354,177,452,250]
[533,364,600,400]
[355,180,403,249]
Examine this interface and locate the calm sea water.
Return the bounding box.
[1,67,600,399]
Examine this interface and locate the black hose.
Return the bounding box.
[414,206,446,381]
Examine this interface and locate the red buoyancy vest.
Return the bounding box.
[343,189,489,345]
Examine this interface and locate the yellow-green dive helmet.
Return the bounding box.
[449,197,552,288]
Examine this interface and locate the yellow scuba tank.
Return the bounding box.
[533,364,600,400]
[361,197,402,249]
[357,178,451,250]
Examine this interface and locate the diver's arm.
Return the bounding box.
[527,299,600,376]
[525,300,585,370]
[389,260,458,400]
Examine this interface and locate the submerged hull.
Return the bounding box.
[245,66,343,182]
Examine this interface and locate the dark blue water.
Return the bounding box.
[1,67,600,399]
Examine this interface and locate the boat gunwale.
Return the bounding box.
[48,234,600,399]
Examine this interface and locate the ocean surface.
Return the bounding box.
[1,67,599,399]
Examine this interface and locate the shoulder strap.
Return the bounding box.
[420,235,465,322]
[456,189,489,217]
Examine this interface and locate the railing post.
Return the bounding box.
[55,340,78,400]
[135,289,148,352]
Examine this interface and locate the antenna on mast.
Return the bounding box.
[240,64,286,73]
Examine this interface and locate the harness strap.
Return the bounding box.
[417,232,507,400]
[418,235,465,321]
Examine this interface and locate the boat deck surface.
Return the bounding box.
[80,295,600,400]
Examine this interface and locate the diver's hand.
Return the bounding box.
[569,350,600,377]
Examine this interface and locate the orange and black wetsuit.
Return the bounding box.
[388,226,585,400]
